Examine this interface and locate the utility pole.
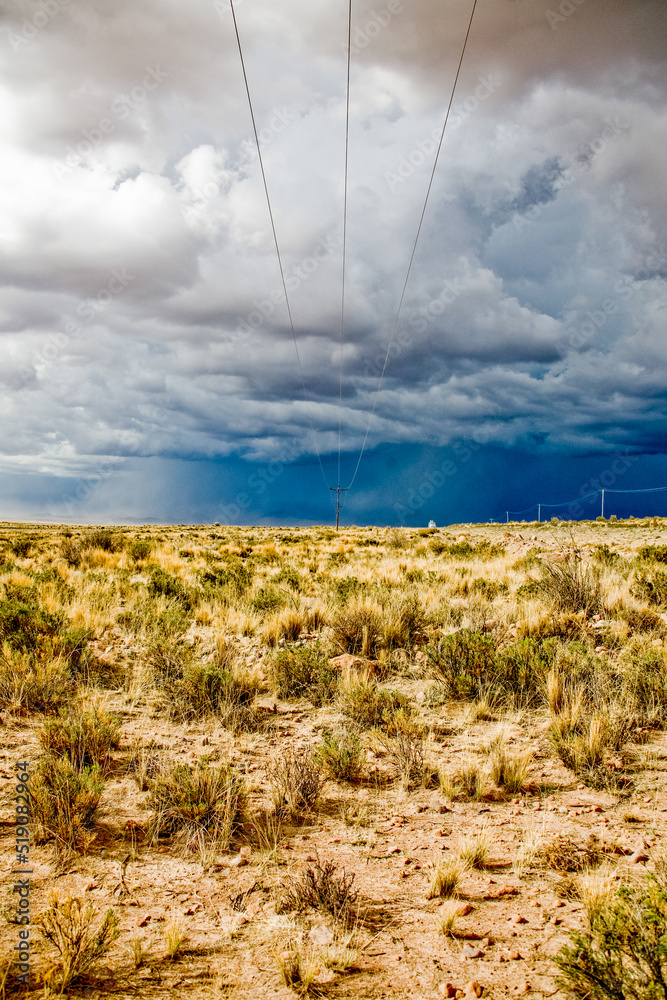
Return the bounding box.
[601,489,605,519]
[330,486,348,531]
[506,511,509,524]
[538,504,541,523]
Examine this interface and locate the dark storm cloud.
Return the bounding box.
[0,0,665,515]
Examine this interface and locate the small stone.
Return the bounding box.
[439,984,456,999]
[593,805,603,813]
[464,981,484,998]
[629,850,649,864]
[228,855,249,868]
[456,903,474,916]
[513,981,531,995]
[462,945,485,959]
[509,914,528,924]
[509,950,523,961]
[136,913,152,928]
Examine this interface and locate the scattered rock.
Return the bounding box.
[439,984,456,998]
[629,850,649,864]
[136,913,152,928]
[456,903,474,917]
[464,982,484,998]
[462,945,485,960]
[509,950,523,961]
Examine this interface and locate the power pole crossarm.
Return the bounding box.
[330,486,349,531]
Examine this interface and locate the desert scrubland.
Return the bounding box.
[2,517,667,999]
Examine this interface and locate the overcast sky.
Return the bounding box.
[1,0,666,525]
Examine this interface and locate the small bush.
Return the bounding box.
[40,707,121,770]
[10,537,33,558]
[148,761,246,850]
[490,745,532,793]
[147,567,193,608]
[339,681,413,730]
[29,756,104,851]
[315,728,365,782]
[251,585,290,614]
[632,568,667,607]
[34,894,119,993]
[60,538,82,566]
[638,545,667,564]
[0,598,66,652]
[0,652,73,713]
[128,538,152,562]
[370,712,431,788]
[381,593,427,649]
[425,631,496,700]
[268,644,337,705]
[278,858,357,924]
[331,599,382,656]
[539,552,604,614]
[428,858,469,899]
[553,877,667,1000]
[267,746,326,816]
[155,650,259,727]
[83,528,122,552]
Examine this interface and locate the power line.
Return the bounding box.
[228,0,330,490]
[345,0,479,492]
[337,0,353,493]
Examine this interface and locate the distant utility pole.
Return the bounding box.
[330,486,348,531]
[538,504,541,523]
[601,489,605,518]
[506,511,509,523]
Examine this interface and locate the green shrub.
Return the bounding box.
[251,586,290,614]
[0,598,66,652]
[34,896,119,994]
[147,567,193,608]
[273,567,303,591]
[128,538,152,561]
[632,568,667,607]
[381,593,427,649]
[617,637,667,724]
[147,761,246,850]
[29,756,104,850]
[554,877,667,1000]
[637,545,667,564]
[83,528,123,552]
[425,631,496,699]
[10,537,33,558]
[40,707,121,770]
[315,728,365,782]
[339,681,412,730]
[268,644,338,705]
[0,652,73,713]
[200,559,252,595]
[492,637,553,705]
